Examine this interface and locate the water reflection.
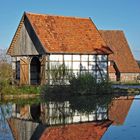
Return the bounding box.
[10,95,113,125]
[1,94,138,140]
[0,103,13,140]
[109,96,134,125]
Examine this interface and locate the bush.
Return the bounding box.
[69,73,97,95]
[69,73,113,95]
[41,72,113,101]
[96,80,113,94]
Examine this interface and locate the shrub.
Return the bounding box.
[41,72,113,101]
[96,80,113,94]
[69,73,97,95]
[69,73,113,95]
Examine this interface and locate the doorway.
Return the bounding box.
[30,57,40,85]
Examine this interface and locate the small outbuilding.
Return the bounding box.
[7,12,112,85]
[100,30,140,82]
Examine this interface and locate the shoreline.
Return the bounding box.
[1,85,140,100]
[0,93,40,100]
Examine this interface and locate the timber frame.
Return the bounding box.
[11,54,108,85]
[7,12,112,85]
[12,55,46,85]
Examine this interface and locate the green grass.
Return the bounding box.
[0,96,41,106]
[1,85,41,95]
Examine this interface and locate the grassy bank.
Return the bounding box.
[0,85,41,95]
[0,62,41,95]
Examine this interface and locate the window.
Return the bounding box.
[97,55,107,61]
[64,55,72,61]
[73,55,80,61]
[64,61,72,69]
[73,62,80,70]
[89,55,96,61]
[80,62,88,70]
[89,62,96,70]
[81,55,88,61]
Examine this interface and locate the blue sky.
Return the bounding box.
[0,0,140,59]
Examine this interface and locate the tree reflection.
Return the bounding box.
[5,94,137,140]
[69,95,113,113]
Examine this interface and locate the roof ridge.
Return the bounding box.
[25,11,90,20]
[99,30,123,32]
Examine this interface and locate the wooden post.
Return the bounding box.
[28,57,31,85]
[40,56,46,85]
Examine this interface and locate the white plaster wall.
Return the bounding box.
[49,54,108,83]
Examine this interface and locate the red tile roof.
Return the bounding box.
[40,121,112,140]
[109,65,116,73]
[109,96,134,125]
[8,118,112,140]
[7,12,112,55]
[26,12,112,54]
[100,30,140,73]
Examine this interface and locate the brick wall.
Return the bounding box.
[109,72,140,82]
[120,73,140,82]
[109,73,116,81]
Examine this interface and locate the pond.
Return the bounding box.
[0,94,140,140]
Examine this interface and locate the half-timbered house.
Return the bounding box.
[7,12,112,85]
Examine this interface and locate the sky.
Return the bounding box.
[0,0,140,59]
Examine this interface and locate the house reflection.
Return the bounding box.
[10,96,111,125]
[11,103,41,121]
[8,95,134,140]
[109,96,134,125]
[8,118,38,140]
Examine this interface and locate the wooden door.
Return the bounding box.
[20,58,29,85]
